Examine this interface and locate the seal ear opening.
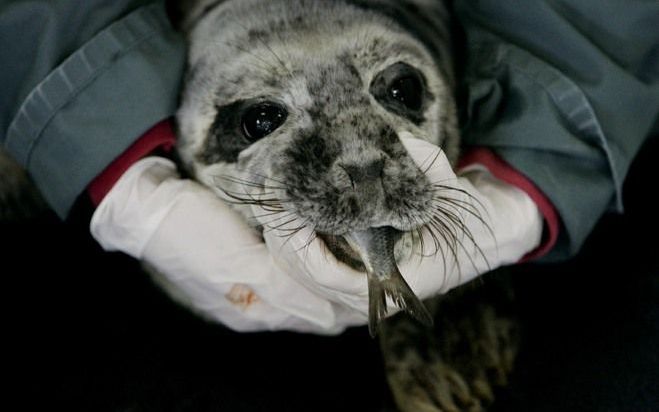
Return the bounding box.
[165,0,227,32]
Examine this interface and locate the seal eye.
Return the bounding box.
[388,75,423,111]
[370,62,431,124]
[241,103,287,141]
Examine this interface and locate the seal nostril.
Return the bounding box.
[365,158,385,181]
[341,159,385,186]
[338,163,356,189]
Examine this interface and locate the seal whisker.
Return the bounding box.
[212,174,290,191]
[255,211,298,228]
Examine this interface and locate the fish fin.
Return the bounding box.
[367,271,433,337]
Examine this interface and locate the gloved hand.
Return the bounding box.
[259,133,544,318]
[90,134,543,334]
[90,156,365,334]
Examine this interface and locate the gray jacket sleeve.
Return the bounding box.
[0,0,185,218]
[455,0,659,261]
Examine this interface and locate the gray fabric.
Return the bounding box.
[1,1,185,217]
[0,0,152,136]
[454,0,659,261]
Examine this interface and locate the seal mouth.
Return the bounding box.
[318,228,405,271]
[318,233,367,271]
[320,227,432,336]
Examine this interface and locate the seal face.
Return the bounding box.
[175,0,460,261]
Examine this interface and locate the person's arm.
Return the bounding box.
[455,0,659,261]
[0,0,185,218]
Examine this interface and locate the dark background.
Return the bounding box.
[4,136,657,411]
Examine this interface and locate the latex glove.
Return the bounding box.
[90,157,366,334]
[259,133,544,318]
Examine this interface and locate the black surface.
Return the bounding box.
[496,136,659,412]
[4,137,657,411]
[4,214,390,412]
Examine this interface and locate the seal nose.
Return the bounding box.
[340,158,385,188]
[329,154,389,230]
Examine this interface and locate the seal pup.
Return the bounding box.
[168,0,462,335]
[168,1,519,411]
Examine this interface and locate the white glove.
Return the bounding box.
[90,157,365,334]
[259,134,544,318]
[90,134,543,333]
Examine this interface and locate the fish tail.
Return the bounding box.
[367,271,433,337]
